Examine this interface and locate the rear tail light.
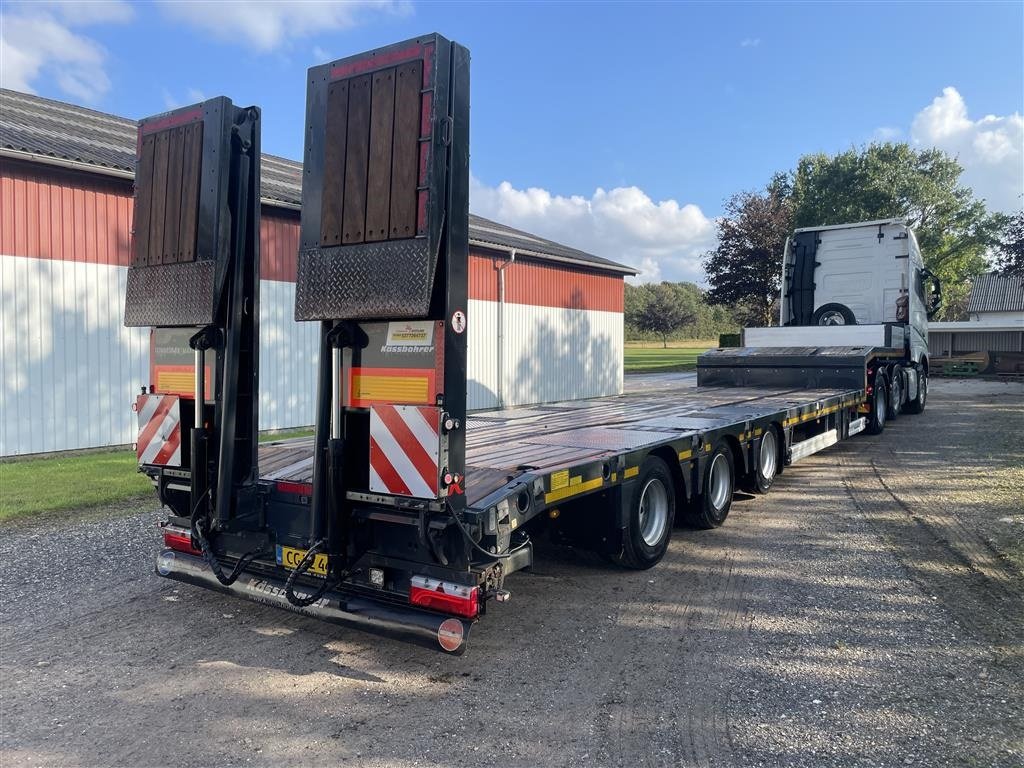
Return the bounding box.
[162,524,201,556]
[409,575,479,618]
[275,481,313,497]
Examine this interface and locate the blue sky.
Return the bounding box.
[3,1,1022,282]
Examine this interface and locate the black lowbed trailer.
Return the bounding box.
[125,35,922,654]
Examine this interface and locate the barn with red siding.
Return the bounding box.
[0,89,634,456]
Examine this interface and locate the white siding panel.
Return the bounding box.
[0,257,320,456]
[1,257,623,454]
[1,254,149,455]
[467,298,499,410]
[465,300,623,411]
[501,304,623,407]
[258,279,318,431]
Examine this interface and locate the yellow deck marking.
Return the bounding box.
[544,476,605,504]
[550,470,569,491]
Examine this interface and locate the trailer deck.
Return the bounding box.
[258,377,866,511]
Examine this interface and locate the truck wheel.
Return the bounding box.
[905,366,927,414]
[611,456,675,570]
[741,427,780,495]
[812,303,857,326]
[688,442,734,529]
[887,367,903,421]
[865,371,888,435]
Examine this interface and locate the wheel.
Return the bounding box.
[905,366,928,414]
[865,370,888,435]
[687,441,735,529]
[610,456,675,570]
[741,426,780,494]
[811,302,857,326]
[887,367,903,421]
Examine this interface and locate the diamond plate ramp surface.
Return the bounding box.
[294,237,434,321]
[124,261,217,327]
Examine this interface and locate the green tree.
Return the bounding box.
[789,143,1005,319]
[992,209,1024,279]
[636,282,697,347]
[626,282,739,342]
[702,185,793,327]
[624,282,650,337]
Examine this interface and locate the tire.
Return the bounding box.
[865,369,888,435]
[610,456,675,570]
[887,367,903,421]
[905,366,928,414]
[741,426,780,495]
[811,302,857,326]
[687,441,735,529]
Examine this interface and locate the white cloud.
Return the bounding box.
[159,0,411,51]
[873,126,902,141]
[470,177,716,284]
[740,38,761,48]
[161,87,207,110]
[0,2,133,102]
[911,87,1023,212]
[38,0,134,25]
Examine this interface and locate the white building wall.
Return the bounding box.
[1,255,149,455]
[968,311,1024,325]
[466,298,623,410]
[258,279,319,431]
[467,298,499,410]
[0,255,320,456]
[1,257,624,455]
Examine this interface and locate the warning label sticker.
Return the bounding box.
[386,320,435,348]
[451,310,466,334]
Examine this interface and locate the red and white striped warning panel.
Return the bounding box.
[135,394,182,467]
[369,405,441,498]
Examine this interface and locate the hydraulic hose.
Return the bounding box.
[189,489,264,587]
[283,539,340,607]
[446,508,530,561]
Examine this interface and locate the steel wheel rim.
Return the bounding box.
[820,311,847,326]
[708,454,731,510]
[875,386,887,426]
[759,430,778,480]
[892,375,902,410]
[638,477,669,547]
[921,376,927,406]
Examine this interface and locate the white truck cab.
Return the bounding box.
[782,219,938,366]
[742,219,941,423]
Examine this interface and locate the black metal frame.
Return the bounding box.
[126,98,262,528]
[125,98,234,328]
[296,34,470,569]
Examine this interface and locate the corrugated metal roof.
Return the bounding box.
[0,88,633,275]
[967,272,1024,314]
[468,215,634,274]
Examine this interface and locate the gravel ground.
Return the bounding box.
[1,378,1021,768]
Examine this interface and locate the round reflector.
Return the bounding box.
[437,618,464,652]
[157,550,176,576]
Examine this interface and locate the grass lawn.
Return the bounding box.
[624,343,714,374]
[0,427,317,523]
[0,450,150,523]
[259,428,314,442]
